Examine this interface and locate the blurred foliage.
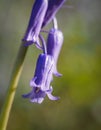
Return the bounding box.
[0,0,101,130]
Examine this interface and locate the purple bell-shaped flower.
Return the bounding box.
[22,0,48,48]
[46,28,64,77]
[23,54,59,104]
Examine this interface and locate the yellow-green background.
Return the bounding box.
[0,0,101,130]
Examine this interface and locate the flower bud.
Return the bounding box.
[47,28,64,76]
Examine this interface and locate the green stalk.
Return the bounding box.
[0,42,28,130]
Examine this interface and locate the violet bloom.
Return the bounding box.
[22,0,48,47]
[47,28,64,77]
[42,0,66,27]
[23,54,59,104]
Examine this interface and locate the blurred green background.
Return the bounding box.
[0,0,101,130]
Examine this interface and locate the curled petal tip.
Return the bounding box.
[54,72,62,77]
[47,92,60,101]
[46,86,60,101]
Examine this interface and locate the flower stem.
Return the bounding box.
[0,42,28,130]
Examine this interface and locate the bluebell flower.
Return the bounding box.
[22,0,48,48]
[47,28,64,77]
[42,0,66,27]
[23,54,59,104]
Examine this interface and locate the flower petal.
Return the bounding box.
[22,87,46,104]
[30,98,44,104]
[31,54,54,91]
[42,0,66,27]
[22,0,48,47]
[46,87,60,100]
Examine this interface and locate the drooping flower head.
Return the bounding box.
[42,0,66,27]
[22,0,48,48]
[30,53,53,91]
[46,28,64,76]
[23,53,59,104]
[22,0,65,104]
